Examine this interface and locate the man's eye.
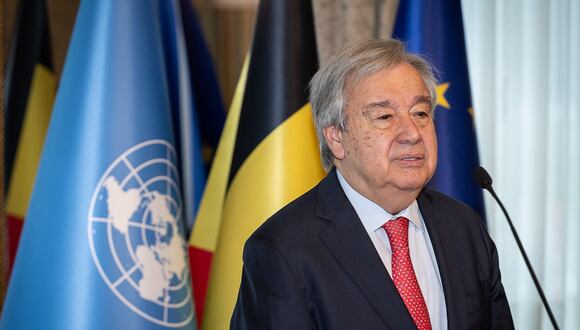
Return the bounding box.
[414,111,430,118]
[377,114,393,120]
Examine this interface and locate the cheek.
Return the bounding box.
[423,127,437,151]
[345,126,373,154]
[362,130,373,147]
[426,133,438,168]
[347,135,358,154]
[430,136,438,155]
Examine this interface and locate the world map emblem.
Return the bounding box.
[88,140,194,327]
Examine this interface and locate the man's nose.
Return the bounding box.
[396,114,421,144]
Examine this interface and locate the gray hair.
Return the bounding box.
[309,39,438,171]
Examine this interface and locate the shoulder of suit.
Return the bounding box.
[419,188,486,230]
[420,188,478,213]
[250,180,322,243]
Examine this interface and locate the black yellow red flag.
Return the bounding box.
[188,0,325,328]
[4,0,56,277]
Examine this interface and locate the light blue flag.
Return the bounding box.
[0,0,198,329]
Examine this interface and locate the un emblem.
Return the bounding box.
[88,140,194,327]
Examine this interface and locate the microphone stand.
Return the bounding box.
[484,184,560,330]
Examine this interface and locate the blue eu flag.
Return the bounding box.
[0,0,199,329]
[176,0,225,233]
[393,0,486,219]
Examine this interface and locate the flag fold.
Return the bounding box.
[393,0,486,218]
[1,1,199,329]
[189,1,325,328]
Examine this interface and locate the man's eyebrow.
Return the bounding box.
[413,95,432,106]
[364,99,396,109]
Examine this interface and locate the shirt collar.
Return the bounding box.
[336,170,425,233]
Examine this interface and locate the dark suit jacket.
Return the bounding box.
[231,170,514,329]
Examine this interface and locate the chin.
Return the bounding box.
[394,176,430,192]
[395,182,425,193]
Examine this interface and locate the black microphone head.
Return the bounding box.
[473,166,493,190]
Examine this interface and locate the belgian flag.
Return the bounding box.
[4,0,56,277]
[187,0,325,328]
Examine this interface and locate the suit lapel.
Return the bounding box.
[418,191,467,329]
[315,171,416,329]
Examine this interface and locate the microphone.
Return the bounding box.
[473,166,560,330]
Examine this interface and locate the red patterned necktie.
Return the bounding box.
[383,216,432,330]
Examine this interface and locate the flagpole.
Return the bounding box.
[0,0,7,311]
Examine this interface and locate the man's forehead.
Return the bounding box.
[345,63,426,93]
[363,94,432,110]
[345,60,416,83]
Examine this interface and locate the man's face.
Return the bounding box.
[325,62,437,202]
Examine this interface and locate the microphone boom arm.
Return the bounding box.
[473,166,559,329]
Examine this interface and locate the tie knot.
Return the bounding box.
[383,216,409,250]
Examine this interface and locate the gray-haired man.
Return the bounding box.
[231,39,514,330]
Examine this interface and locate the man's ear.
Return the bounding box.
[323,125,345,160]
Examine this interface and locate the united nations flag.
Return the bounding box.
[88,140,192,327]
[0,1,199,329]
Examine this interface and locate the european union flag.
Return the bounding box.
[176,0,226,234]
[161,0,207,236]
[178,0,226,168]
[0,0,198,329]
[393,0,486,218]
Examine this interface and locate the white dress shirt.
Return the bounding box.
[337,170,447,330]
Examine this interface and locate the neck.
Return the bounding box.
[336,167,420,214]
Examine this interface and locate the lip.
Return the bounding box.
[394,154,426,167]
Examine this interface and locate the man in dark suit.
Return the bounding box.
[231,39,514,329]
